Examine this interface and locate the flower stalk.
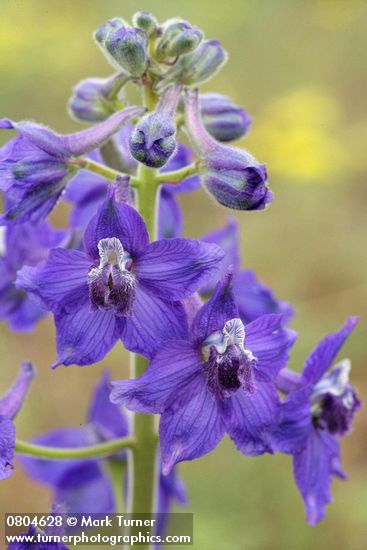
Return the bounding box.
[14,436,135,459]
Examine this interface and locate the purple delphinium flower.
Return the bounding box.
[19,373,186,523]
[199,93,252,143]
[0,107,144,224]
[129,84,181,168]
[17,190,223,366]
[200,219,294,324]
[273,317,360,525]
[184,88,272,211]
[0,362,35,480]
[0,218,67,332]
[111,274,296,474]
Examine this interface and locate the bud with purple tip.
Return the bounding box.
[156,19,203,61]
[94,18,126,44]
[95,20,148,77]
[129,84,181,168]
[199,93,252,142]
[157,40,227,90]
[184,88,272,211]
[68,72,131,123]
[132,11,158,36]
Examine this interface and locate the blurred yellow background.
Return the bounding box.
[1,1,366,549]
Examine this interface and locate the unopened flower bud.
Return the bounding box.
[68,72,131,123]
[157,40,227,89]
[94,18,126,44]
[199,93,252,142]
[156,19,203,60]
[95,20,148,77]
[184,89,272,211]
[129,84,181,168]
[132,11,158,36]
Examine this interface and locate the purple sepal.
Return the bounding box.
[0,219,65,331]
[0,416,15,481]
[293,428,346,526]
[190,273,238,345]
[0,362,35,481]
[302,317,359,385]
[0,362,35,419]
[200,219,240,294]
[233,269,294,325]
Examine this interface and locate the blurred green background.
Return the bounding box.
[1,0,366,549]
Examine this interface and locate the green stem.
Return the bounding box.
[156,162,198,184]
[70,158,139,187]
[129,355,157,522]
[124,79,160,550]
[14,437,135,460]
[104,459,126,514]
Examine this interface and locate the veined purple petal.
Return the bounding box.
[302,317,359,385]
[16,249,90,315]
[0,416,15,480]
[293,428,346,526]
[276,368,303,394]
[0,362,35,420]
[245,314,297,382]
[52,306,121,368]
[111,341,201,413]
[88,372,129,440]
[0,177,70,225]
[121,286,188,358]
[7,295,46,333]
[222,382,280,455]
[158,191,183,239]
[200,218,240,294]
[158,466,187,514]
[190,273,238,345]
[160,384,225,474]
[84,196,149,260]
[135,238,224,301]
[271,387,312,454]
[54,469,114,515]
[233,269,294,325]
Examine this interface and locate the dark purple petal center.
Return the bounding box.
[203,345,256,400]
[88,237,136,316]
[313,389,360,435]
